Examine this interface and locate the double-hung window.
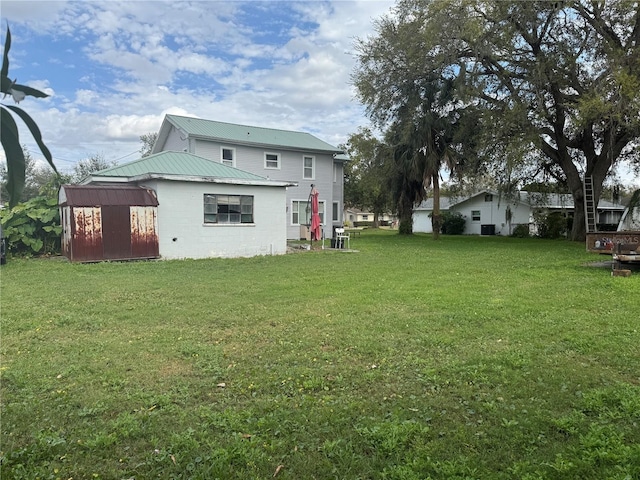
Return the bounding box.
[471,210,481,222]
[292,200,324,225]
[264,152,280,169]
[204,194,253,224]
[303,155,315,179]
[221,147,235,167]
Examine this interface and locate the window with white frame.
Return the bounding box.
[303,155,315,179]
[204,194,253,224]
[221,147,235,167]
[471,210,481,222]
[292,200,324,225]
[264,152,280,169]
[332,201,339,222]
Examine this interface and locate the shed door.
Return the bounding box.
[130,207,159,258]
[71,207,103,262]
[102,206,132,259]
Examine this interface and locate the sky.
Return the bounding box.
[0,0,395,175]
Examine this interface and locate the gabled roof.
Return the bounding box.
[155,114,343,154]
[414,196,460,211]
[82,151,295,187]
[59,185,159,207]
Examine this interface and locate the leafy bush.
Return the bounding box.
[511,224,531,238]
[535,211,568,239]
[0,194,61,256]
[440,212,465,235]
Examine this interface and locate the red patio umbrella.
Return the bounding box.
[310,185,321,241]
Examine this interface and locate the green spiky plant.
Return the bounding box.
[1,25,57,207]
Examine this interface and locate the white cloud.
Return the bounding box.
[1,0,396,172]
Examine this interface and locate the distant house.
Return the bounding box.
[344,208,395,227]
[413,191,626,235]
[152,114,347,240]
[79,151,294,260]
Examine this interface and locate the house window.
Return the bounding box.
[204,194,253,224]
[362,214,369,221]
[221,147,235,167]
[471,210,481,222]
[303,155,315,179]
[333,201,339,222]
[484,194,493,202]
[292,200,324,225]
[264,152,280,169]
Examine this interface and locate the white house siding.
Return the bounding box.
[191,137,337,239]
[164,126,188,152]
[413,195,531,235]
[140,179,287,259]
[332,161,344,227]
[413,210,433,233]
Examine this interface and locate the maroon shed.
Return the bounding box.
[59,185,160,262]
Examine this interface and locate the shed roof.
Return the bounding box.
[162,114,342,153]
[59,185,159,207]
[90,151,267,180]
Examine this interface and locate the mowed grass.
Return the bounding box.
[1,230,639,479]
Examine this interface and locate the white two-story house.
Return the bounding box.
[152,114,348,240]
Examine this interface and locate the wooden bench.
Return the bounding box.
[344,227,365,237]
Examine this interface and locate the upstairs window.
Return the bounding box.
[221,147,235,167]
[484,194,494,202]
[264,152,280,169]
[303,155,315,179]
[204,194,253,224]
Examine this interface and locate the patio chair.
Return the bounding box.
[334,228,350,250]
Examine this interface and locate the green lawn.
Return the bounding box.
[1,231,639,479]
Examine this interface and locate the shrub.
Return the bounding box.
[0,194,61,256]
[511,224,531,238]
[440,212,466,235]
[535,211,568,239]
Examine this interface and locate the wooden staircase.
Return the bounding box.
[584,176,597,233]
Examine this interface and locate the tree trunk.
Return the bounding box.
[373,212,380,228]
[431,172,441,240]
[398,212,413,234]
[398,194,414,234]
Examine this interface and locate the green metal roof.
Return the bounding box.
[93,151,267,181]
[166,114,342,153]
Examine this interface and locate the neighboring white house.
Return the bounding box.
[414,191,626,235]
[152,114,347,240]
[344,208,396,226]
[82,151,295,260]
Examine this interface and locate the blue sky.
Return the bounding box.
[1,0,394,174]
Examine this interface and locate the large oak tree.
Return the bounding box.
[354,0,640,240]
